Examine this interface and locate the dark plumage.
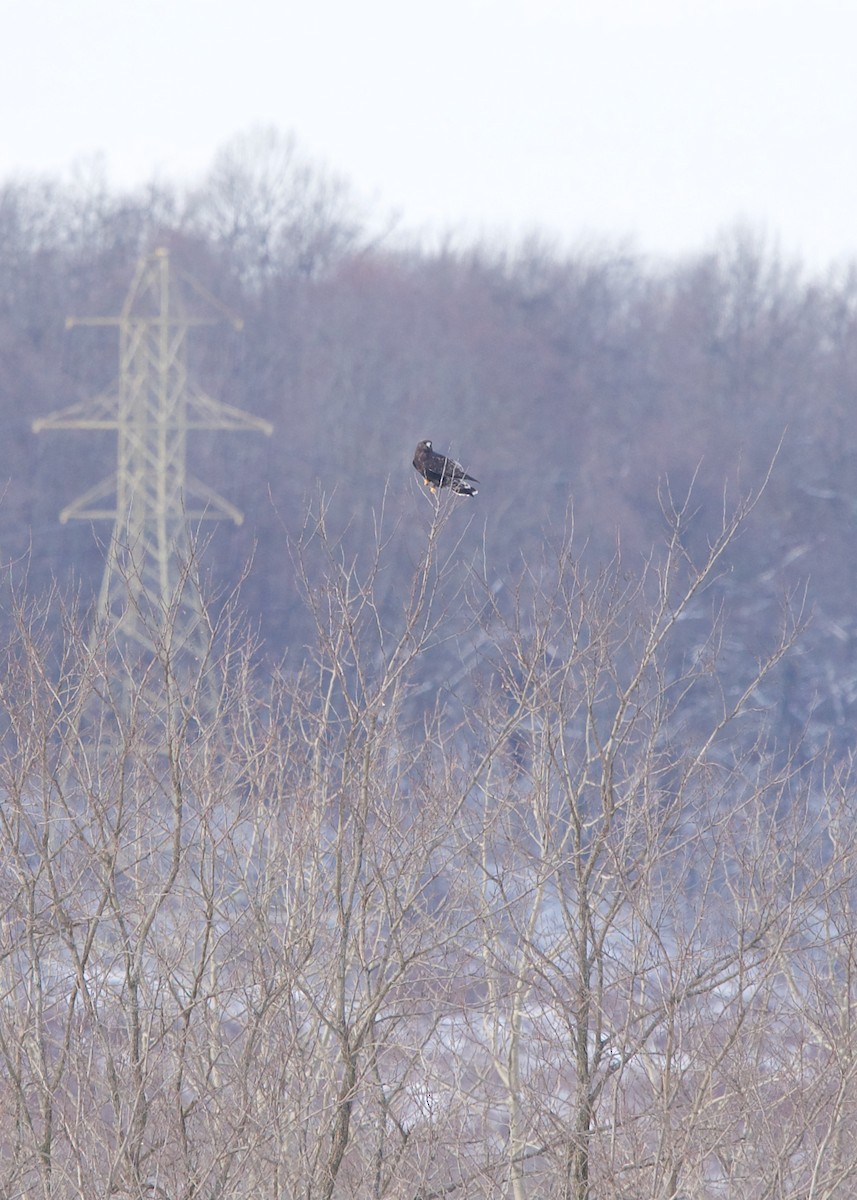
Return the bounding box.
[413,440,479,497]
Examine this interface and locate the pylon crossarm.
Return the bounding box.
[59,473,119,524]
[185,385,274,434]
[183,474,245,525]
[32,389,121,432]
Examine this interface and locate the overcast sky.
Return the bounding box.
[3,0,856,268]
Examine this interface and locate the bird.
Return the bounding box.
[413,440,478,497]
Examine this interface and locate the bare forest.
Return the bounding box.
[3,129,857,1198]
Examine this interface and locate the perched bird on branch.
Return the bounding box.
[412,440,479,497]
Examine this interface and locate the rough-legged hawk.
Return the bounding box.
[413,440,478,497]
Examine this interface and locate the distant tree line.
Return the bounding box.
[2,134,857,735]
[2,131,857,757]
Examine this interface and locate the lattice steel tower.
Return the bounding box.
[34,247,272,660]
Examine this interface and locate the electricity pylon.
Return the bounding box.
[34,247,272,665]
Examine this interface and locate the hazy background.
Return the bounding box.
[3,0,856,266]
[3,0,857,758]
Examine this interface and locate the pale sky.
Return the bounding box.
[3,0,856,268]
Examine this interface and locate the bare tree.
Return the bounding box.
[442,480,812,1200]
[185,127,363,284]
[1,483,855,1199]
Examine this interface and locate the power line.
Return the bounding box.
[34,246,272,664]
